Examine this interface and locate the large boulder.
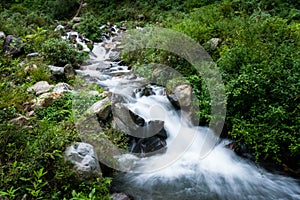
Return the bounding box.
[65,142,102,181]
[167,84,192,109]
[2,35,25,57]
[113,103,167,157]
[166,84,198,125]
[86,97,112,121]
[129,135,167,157]
[48,65,65,81]
[27,81,54,95]
[113,103,164,138]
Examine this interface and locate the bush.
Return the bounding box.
[75,12,105,42]
[41,38,87,66]
[0,120,111,199]
[123,2,300,168]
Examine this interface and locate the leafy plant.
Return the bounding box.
[35,92,73,123]
[75,12,104,42]
[41,38,86,66]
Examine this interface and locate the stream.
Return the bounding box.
[74,26,300,200]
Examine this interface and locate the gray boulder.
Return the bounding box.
[53,82,74,93]
[27,81,54,95]
[2,35,25,57]
[86,97,112,121]
[167,84,192,108]
[48,65,64,75]
[113,103,164,138]
[167,84,198,125]
[65,142,102,180]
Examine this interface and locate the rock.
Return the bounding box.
[24,64,38,73]
[108,51,120,61]
[113,103,164,138]
[110,193,131,200]
[27,81,54,95]
[64,64,76,79]
[0,31,5,39]
[2,35,25,57]
[135,86,155,97]
[167,93,180,109]
[23,99,35,113]
[48,65,65,81]
[137,14,145,20]
[35,92,63,108]
[206,38,221,50]
[125,74,137,80]
[225,141,236,151]
[26,52,39,57]
[120,23,127,31]
[130,135,167,157]
[167,84,192,109]
[104,43,114,50]
[48,65,64,75]
[9,114,30,127]
[53,82,73,93]
[65,142,102,181]
[88,90,100,96]
[54,25,65,32]
[86,97,112,121]
[72,17,81,23]
[113,103,167,157]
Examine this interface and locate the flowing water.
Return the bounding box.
[76,28,300,200]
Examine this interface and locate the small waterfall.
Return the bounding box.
[76,26,300,200]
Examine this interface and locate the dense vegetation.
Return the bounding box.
[0,0,299,199]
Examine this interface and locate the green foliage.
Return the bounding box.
[75,12,105,42]
[217,14,300,166]
[73,91,103,118]
[69,178,111,200]
[41,38,87,66]
[122,1,300,168]
[0,120,111,199]
[0,57,30,110]
[104,128,129,149]
[35,92,73,123]
[1,1,299,198]
[0,9,51,36]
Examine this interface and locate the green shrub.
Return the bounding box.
[41,38,87,66]
[35,92,73,123]
[75,12,105,42]
[122,2,300,168]
[0,120,111,199]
